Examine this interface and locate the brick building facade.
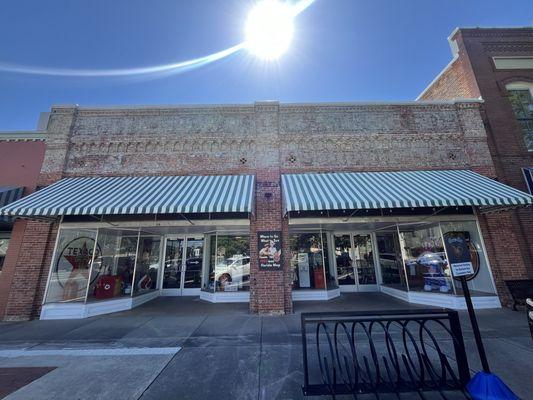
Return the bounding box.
[1,100,531,320]
[418,27,533,278]
[0,133,46,319]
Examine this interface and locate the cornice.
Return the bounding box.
[0,132,46,141]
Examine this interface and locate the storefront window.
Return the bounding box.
[133,234,161,296]
[334,235,354,285]
[353,234,376,285]
[45,229,98,303]
[440,221,496,295]
[376,232,407,290]
[87,229,138,301]
[209,234,250,292]
[290,232,332,290]
[399,224,454,295]
[0,234,9,272]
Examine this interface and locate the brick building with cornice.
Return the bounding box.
[0,99,531,321]
[418,27,533,280]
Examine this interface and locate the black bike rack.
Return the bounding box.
[301,309,471,399]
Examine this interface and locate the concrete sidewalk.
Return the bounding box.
[0,293,531,399]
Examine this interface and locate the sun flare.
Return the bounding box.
[245,0,295,60]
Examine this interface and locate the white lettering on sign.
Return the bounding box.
[451,262,474,277]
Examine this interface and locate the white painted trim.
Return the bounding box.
[40,291,159,320]
[199,291,250,303]
[292,288,341,301]
[380,285,501,310]
[0,131,46,141]
[339,285,379,293]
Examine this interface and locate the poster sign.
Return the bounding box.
[258,231,282,270]
[443,232,474,278]
[450,262,474,277]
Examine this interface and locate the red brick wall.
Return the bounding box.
[0,141,45,195]
[419,35,480,100]
[0,140,47,320]
[3,222,57,321]
[420,28,533,283]
[2,101,498,318]
[477,211,530,306]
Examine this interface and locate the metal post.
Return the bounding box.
[460,276,491,373]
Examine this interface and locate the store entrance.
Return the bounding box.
[333,233,378,292]
[162,236,204,295]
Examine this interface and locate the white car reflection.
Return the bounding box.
[213,256,250,289]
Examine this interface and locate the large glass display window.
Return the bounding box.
[398,224,454,295]
[133,234,161,296]
[440,221,496,295]
[44,227,165,305]
[44,228,98,303]
[290,232,334,290]
[87,229,138,301]
[207,234,250,292]
[376,232,407,291]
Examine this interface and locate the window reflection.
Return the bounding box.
[376,232,406,290]
[88,229,138,301]
[208,235,250,292]
[45,229,98,303]
[290,233,333,290]
[133,235,160,296]
[399,224,453,294]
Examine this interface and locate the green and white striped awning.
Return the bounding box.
[0,175,255,217]
[0,186,23,222]
[281,170,533,213]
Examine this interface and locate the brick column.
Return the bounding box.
[249,170,292,314]
[477,211,530,307]
[3,221,58,321]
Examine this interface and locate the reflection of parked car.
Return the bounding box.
[163,257,203,285]
[212,256,250,288]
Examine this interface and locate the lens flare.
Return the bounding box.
[245,0,294,60]
[0,0,315,78]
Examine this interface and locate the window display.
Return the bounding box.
[290,232,335,290]
[353,234,376,285]
[133,234,160,296]
[440,221,496,295]
[45,229,98,303]
[208,234,250,292]
[376,232,407,290]
[87,229,138,301]
[398,224,454,294]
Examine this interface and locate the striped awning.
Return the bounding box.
[281,170,533,213]
[0,175,255,217]
[0,186,23,222]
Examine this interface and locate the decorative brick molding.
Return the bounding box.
[2,99,504,318]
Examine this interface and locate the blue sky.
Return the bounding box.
[1,0,532,130]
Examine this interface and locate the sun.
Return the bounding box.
[245,0,295,60]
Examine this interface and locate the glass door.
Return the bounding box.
[334,233,378,291]
[182,237,204,295]
[162,236,204,295]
